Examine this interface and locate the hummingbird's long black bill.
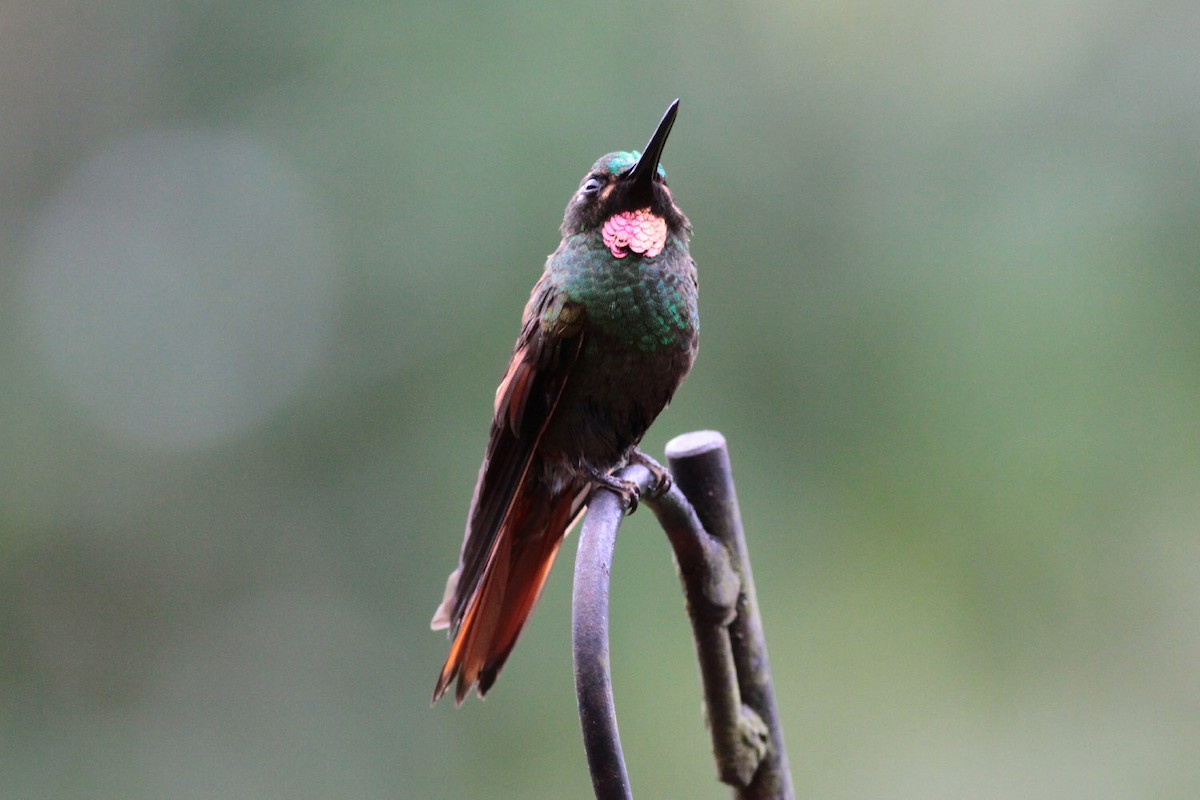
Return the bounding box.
[625,99,679,190]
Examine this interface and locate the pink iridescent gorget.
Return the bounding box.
[601,208,667,259]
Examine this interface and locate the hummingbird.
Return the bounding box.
[431,100,699,705]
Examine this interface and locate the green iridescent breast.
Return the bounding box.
[546,234,696,353]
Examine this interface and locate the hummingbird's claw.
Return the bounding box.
[588,468,642,514]
[629,449,673,498]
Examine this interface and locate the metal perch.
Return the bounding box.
[572,430,794,799]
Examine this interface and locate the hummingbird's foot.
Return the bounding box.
[588,468,642,514]
[629,449,673,498]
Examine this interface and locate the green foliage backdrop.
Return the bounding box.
[2,2,1198,797]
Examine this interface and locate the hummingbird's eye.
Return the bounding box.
[582,176,603,195]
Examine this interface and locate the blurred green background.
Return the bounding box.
[2,1,1198,798]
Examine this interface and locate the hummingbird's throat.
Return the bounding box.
[601,209,666,259]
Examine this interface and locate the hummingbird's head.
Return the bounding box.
[561,99,690,258]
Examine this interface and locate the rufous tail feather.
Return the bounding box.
[432,483,588,705]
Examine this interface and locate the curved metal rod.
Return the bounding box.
[572,432,793,800]
[665,431,794,800]
[572,465,652,800]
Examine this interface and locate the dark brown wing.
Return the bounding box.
[430,274,585,638]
